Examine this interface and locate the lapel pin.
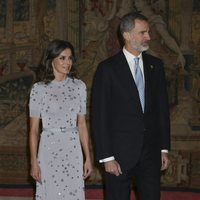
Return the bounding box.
[150,65,154,69]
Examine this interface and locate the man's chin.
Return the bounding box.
[141,45,149,52]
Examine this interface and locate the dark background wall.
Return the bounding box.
[0,0,200,189]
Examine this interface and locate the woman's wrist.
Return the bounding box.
[85,155,91,162]
[30,159,38,165]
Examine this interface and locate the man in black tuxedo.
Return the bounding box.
[92,12,170,200]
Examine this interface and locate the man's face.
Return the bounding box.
[124,19,151,53]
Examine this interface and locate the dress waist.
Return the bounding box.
[43,127,78,133]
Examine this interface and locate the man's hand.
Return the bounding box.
[161,152,170,171]
[104,160,122,176]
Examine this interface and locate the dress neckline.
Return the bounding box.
[52,77,70,85]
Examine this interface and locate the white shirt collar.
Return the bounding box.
[122,47,145,80]
[122,47,142,64]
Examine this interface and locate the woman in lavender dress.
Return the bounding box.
[29,39,92,200]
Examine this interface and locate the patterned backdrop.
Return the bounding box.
[0,0,200,189]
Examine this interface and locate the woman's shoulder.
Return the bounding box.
[31,81,47,91]
[70,78,86,88]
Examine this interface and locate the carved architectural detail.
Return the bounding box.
[161,151,190,186]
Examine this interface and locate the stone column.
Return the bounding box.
[6,0,13,44]
[29,0,36,43]
[55,0,67,40]
[66,0,80,52]
[180,0,193,55]
[5,0,14,72]
[180,0,194,91]
[34,0,48,64]
[168,0,181,42]
[55,0,80,52]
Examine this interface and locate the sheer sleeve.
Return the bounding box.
[29,83,43,118]
[78,81,87,115]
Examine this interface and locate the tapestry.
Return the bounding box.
[0,71,34,184]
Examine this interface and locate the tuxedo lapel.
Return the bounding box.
[113,51,142,110]
[142,52,155,113]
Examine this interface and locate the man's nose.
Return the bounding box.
[146,33,151,40]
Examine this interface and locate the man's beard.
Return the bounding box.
[132,42,149,52]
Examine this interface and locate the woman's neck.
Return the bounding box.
[54,75,67,81]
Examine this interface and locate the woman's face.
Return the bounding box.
[52,48,73,79]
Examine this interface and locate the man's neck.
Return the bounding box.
[124,45,141,57]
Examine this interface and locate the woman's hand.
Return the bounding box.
[83,159,93,179]
[30,161,42,183]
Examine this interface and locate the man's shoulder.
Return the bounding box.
[99,51,123,67]
[143,52,163,64]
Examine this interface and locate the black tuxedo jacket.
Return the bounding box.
[92,50,170,170]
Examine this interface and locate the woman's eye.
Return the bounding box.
[58,55,72,61]
[60,56,65,60]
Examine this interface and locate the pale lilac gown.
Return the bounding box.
[29,77,87,200]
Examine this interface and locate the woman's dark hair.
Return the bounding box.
[38,39,77,84]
